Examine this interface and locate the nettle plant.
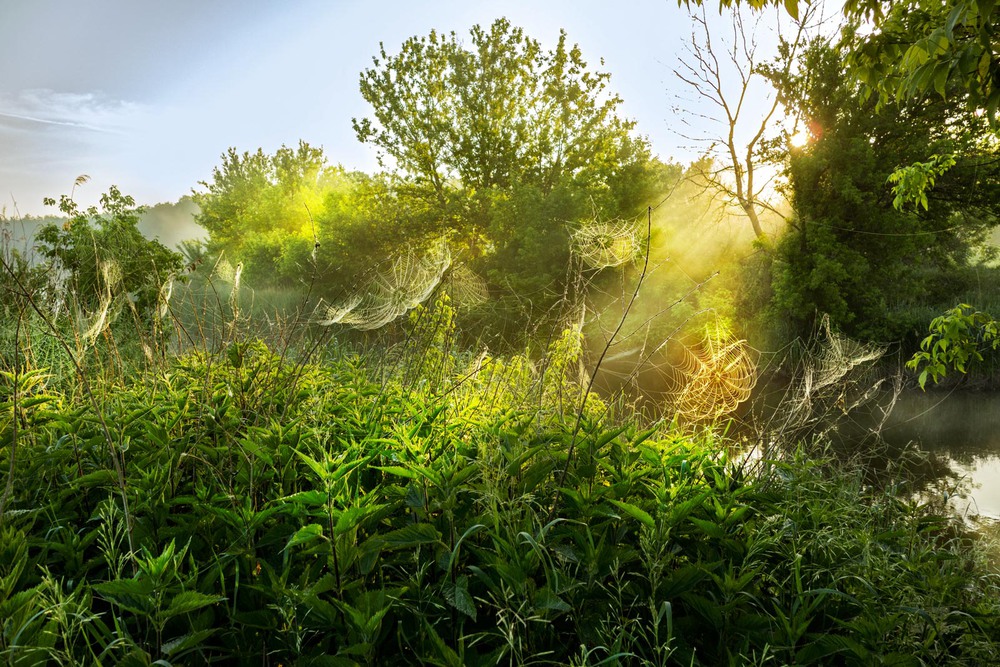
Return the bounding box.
[907,303,1000,387]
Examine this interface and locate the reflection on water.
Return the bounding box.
[879,390,1000,519]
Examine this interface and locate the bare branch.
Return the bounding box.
[672,3,818,240]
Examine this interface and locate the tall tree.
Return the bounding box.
[354,18,640,194]
[353,19,650,243]
[673,4,813,239]
[192,141,329,286]
[678,0,998,123]
[354,19,655,336]
[769,39,1000,341]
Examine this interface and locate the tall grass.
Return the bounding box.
[1,221,999,664]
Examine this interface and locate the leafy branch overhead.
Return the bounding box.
[907,304,1000,388]
[887,153,957,211]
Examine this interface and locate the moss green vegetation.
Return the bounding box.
[1,298,998,665]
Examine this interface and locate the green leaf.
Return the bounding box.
[979,51,991,80]
[294,449,329,479]
[163,590,226,619]
[375,465,418,479]
[933,63,949,98]
[379,522,440,550]
[421,619,463,667]
[285,523,325,551]
[161,629,217,656]
[93,578,155,614]
[680,591,723,627]
[71,469,117,488]
[660,565,706,598]
[535,586,571,613]
[689,516,727,539]
[442,575,477,620]
[795,634,866,664]
[280,490,329,506]
[335,504,385,534]
[607,498,655,529]
[593,424,629,450]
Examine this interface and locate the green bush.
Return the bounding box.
[0,325,997,665]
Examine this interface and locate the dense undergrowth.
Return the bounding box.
[2,299,999,666]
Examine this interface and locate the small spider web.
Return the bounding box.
[444,263,489,309]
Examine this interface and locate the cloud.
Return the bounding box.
[0,89,152,214]
[0,89,146,134]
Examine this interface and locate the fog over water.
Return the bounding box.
[878,390,1000,519]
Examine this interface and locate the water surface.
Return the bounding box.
[879,390,1000,519]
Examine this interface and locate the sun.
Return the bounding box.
[789,130,811,148]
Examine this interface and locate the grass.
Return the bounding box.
[1,229,999,665]
[0,298,998,665]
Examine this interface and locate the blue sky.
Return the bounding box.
[0,0,793,216]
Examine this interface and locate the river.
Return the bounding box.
[592,353,1000,521]
[877,389,1000,520]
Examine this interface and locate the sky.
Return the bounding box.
[0,0,798,217]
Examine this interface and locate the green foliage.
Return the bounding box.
[352,19,656,335]
[314,170,445,292]
[189,22,658,342]
[767,39,1000,342]
[1,320,998,664]
[354,18,641,198]
[888,153,957,211]
[845,0,1000,125]
[192,141,329,286]
[907,303,1000,387]
[34,186,183,318]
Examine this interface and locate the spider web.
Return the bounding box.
[764,315,888,443]
[315,238,451,330]
[674,326,758,423]
[570,217,641,269]
[74,259,121,345]
[444,263,489,309]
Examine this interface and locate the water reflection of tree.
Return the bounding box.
[881,391,1000,464]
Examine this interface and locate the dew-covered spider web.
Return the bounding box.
[444,263,489,309]
[74,259,122,345]
[752,315,890,448]
[674,325,759,423]
[570,216,641,269]
[315,238,451,330]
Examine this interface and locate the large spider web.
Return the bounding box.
[762,315,888,443]
[674,327,758,423]
[315,239,451,330]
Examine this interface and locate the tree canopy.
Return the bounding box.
[767,38,1000,342]
[354,18,644,199]
[845,0,999,123]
